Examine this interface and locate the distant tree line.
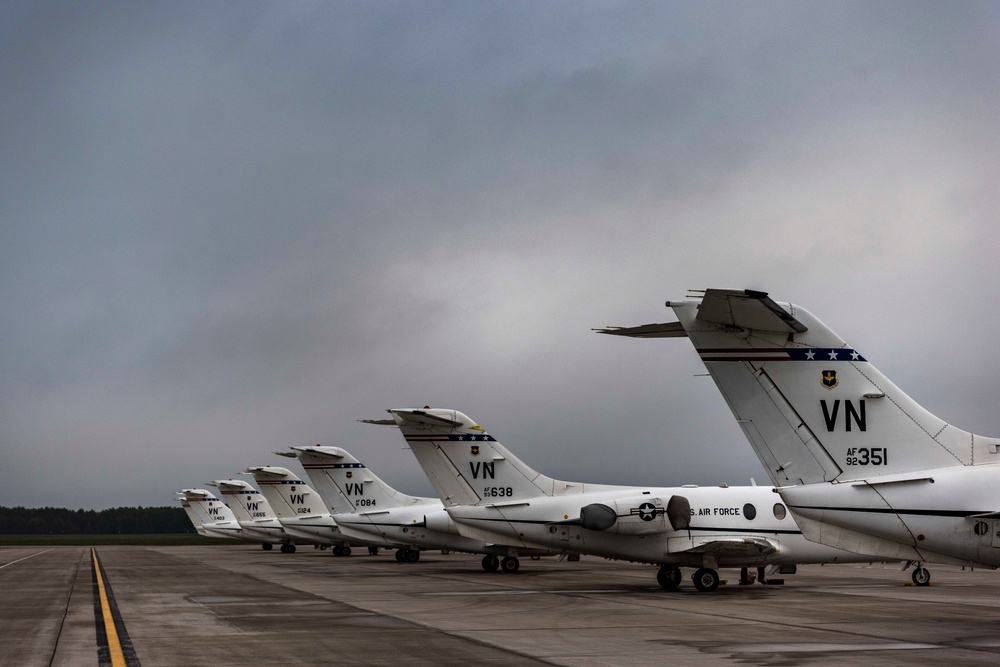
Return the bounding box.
[0,506,194,534]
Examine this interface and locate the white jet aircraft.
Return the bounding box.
[277,445,557,570]
[176,488,281,549]
[178,490,212,536]
[372,408,887,591]
[243,466,387,556]
[209,479,297,552]
[602,287,1000,584]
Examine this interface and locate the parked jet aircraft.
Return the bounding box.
[178,490,211,537]
[209,479,296,552]
[244,466,386,556]
[277,445,556,570]
[371,408,887,591]
[177,488,235,538]
[176,488,281,549]
[601,287,1000,583]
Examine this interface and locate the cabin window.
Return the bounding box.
[773,503,787,520]
[743,503,756,520]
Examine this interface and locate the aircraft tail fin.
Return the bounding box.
[288,445,432,515]
[210,479,278,523]
[372,408,560,507]
[244,467,328,519]
[650,289,1000,484]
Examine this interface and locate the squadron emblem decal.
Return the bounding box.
[470,445,480,456]
[821,370,839,390]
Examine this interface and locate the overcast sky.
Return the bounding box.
[3,1,999,511]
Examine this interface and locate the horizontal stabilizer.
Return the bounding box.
[360,419,397,426]
[290,445,345,460]
[595,322,688,338]
[697,288,808,334]
[389,409,464,428]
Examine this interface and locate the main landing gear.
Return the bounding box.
[481,555,520,573]
[261,543,273,551]
[395,548,421,563]
[691,567,720,592]
[331,545,352,557]
[655,565,719,592]
[279,542,297,554]
[656,565,682,590]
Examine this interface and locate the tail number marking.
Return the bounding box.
[470,462,495,479]
[483,487,514,498]
[821,399,867,432]
[846,447,887,466]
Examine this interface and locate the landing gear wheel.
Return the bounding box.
[394,549,405,562]
[262,543,273,551]
[912,566,931,586]
[368,546,380,556]
[341,546,352,557]
[482,555,500,572]
[405,549,420,563]
[657,565,682,590]
[280,543,290,553]
[692,567,720,593]
[501,557,520,574]
[288,543,296,554]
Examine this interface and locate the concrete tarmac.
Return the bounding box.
[4,545,1000,666]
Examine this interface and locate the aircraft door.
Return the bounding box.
[991,520,1000,548]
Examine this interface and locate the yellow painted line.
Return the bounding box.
[92,548,127,667]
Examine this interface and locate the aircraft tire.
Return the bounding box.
[288,543,297,554]
[657,565,682,590]
[341,546,352,557]
[482,555,500,572]
[394,549,405,562]
[692,568,720,593]
[405,549,420,563]
[501,557,520,574]
[262,543,273,551]
[280,543,290,554]
[912,567,931,586]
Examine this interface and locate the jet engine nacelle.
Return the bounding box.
[580,495,691,536]
[423,509,460,535]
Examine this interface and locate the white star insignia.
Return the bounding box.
[850,351,860,360]
[805,350,815,360]
[828,350,839,360]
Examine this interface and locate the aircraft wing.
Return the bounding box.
[669,535,779,557]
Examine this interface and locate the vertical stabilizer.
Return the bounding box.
[383,408,561,507]
[288,445,435,515]
[663,289,1000,484]
[244,467,329,519]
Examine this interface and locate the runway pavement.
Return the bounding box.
[3,544,1000,666]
